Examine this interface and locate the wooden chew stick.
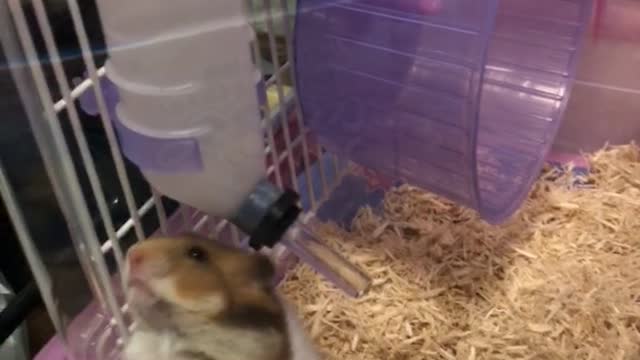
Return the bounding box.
[281,224,371,297]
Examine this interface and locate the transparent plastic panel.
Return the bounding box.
[295,0,500,209]
[296,0,593,223]
[555,0,640,153]
[476,0,593,222]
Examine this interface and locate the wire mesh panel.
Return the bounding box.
[0,0,346,358]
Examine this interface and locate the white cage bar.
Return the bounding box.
[0,0,348,359]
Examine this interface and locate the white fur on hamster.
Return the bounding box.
[123,300,319,360]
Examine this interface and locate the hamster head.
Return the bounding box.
[124,234,277,318]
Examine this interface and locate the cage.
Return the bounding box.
[0,0,633,359]
[0,0,357,358]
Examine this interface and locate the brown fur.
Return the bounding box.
[126,234,291,360]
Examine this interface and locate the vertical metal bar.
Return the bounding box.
[151,189,168,235]
[0,162,74,359]
[246,0,285,189]
[262,0,300,191]
[64,0,146,242]
[260,93,285,189]
[6,0,129,340]
[0,9,95,346]
[30,0,126,287]
[96,323,114,360]
[276,0,320,208]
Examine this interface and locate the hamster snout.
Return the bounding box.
[125,244,171,281]
[127,250,144,270]
[123,234,281,316]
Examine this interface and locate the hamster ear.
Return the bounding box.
[251,254,276,288]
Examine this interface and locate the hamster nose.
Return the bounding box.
[128,250,145,271]
[126,247,168,278]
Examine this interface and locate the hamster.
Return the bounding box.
[122,234,320,360]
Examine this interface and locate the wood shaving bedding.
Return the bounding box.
[281,144,640,360]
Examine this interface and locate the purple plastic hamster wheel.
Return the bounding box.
[294,0,593,223]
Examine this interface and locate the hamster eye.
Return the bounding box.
[186,246,208,263]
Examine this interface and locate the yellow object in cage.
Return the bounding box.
[266,83,292,113]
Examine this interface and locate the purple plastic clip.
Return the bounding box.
[77,75,205,173]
